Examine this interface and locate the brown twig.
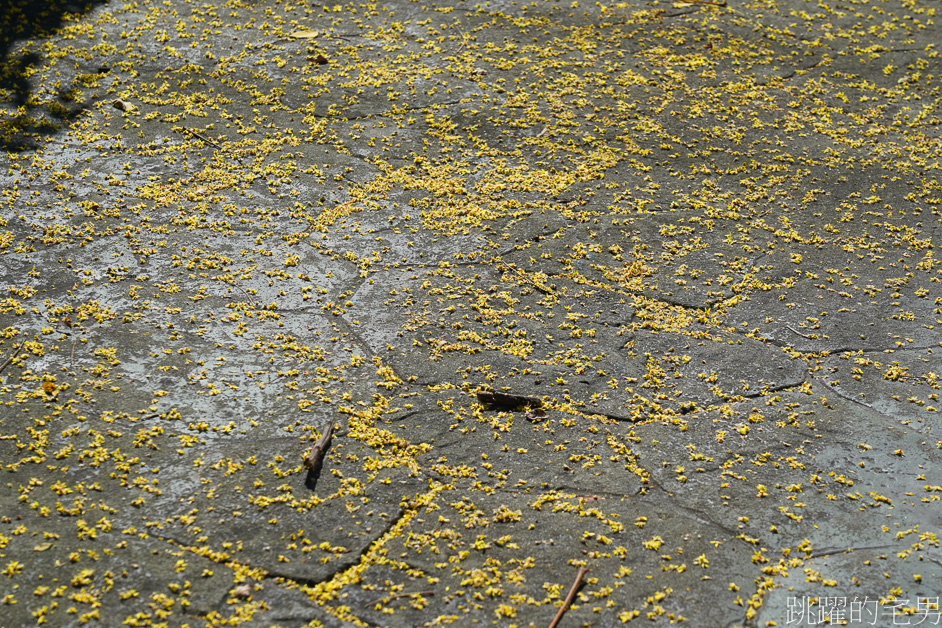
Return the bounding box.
[303,421,335,478]
[231,284,258,308]
[783,324,813,340]
[454,23,468,54]
[504,266,554,295]
[183,128,221,147]
[679,0,726,5]
[0,344,23,375]
[548,567,589,628]
[365,589,435,607]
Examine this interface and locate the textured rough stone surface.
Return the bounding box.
[1,0,940,626]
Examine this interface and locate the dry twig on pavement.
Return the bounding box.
[183,128,221,147]
[0,344,23,375]
[548,567,589,628]
[303,422,336,478]
[366,590,435,607]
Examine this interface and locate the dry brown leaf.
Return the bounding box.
[289,29,319,39]
[233,584,252,598]
[41,382,58,400]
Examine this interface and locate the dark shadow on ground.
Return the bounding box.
[0,0,108,150]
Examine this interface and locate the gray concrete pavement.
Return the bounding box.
[1,0,940,626]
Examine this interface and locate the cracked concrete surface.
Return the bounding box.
[1,0,941,626]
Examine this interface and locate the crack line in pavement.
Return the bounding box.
[264,506,406,589]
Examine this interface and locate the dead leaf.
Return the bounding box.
[233,584,252,598]
[673,0,726,5]
[113,99,134,112]
[526,408,547,422]
[289,29,319,39]
[34,543,53,552]
[41,382,58,400]
[313,54,329,65]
